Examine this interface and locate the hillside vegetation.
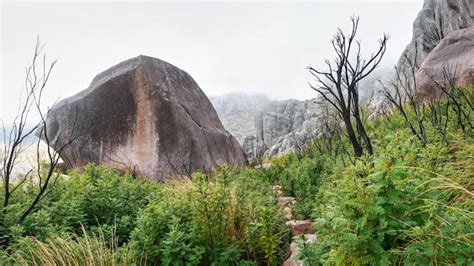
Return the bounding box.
[1,86,473,265]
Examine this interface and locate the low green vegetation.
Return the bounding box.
[267,86,474,265]
[1,165,290,265]
[1,87,473,265]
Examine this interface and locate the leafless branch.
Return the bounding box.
[308,16,388,157]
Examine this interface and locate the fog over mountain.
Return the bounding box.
[209,66,394,155]
[1,1,421,124]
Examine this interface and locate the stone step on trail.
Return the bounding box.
[283,206,292,221]
[277,196,296,207]
[283,234,317,266]
[274,186,316,266]
[273,185,284,197]
[285,220,314,235]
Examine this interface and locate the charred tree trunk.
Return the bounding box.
[308,16,387,159]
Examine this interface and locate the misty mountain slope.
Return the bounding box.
[208,93,269,143]
[210,94,328,160]
[209,70,388,160]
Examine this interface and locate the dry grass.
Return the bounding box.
[10,225,145,266]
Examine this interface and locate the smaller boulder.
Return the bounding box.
[278,196,296,207]
[284,207,293,221]
[283,257,304,266]
[272,185,283,196]
[286,220,314,235]
[284,234,317,266]
[416,26,474,99]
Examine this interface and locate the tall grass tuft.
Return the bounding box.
[10,225,145,265]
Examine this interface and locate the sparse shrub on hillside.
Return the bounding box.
[428,68,473,133]
[382,43,429,147]
[383,55,473,147]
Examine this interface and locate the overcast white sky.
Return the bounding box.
[1,0,422,123]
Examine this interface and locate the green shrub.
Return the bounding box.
[2,164,290,265]
[131,167,290,265]
[1,164,157,249]
[306,120,473,265]
[3,87,472,266]
[275,156,329,219]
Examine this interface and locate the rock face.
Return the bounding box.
[370,0,474,109]
[210,70,386,160]
[255,99,322,158]
[253,76,380,157]
[40,55,247,181]
[416,26,474,98]
[208,93,269,143]
[210,95,325,161]
[400,0,473,73]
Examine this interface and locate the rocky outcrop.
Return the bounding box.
[39,55,247,181]
[211,97,324,161]
[209,93,269,143]
[208,67,381,161]
[370,0,474,109]
[400,0,473,73]
[209,97,329,160]
[255,99,322,158]
[211,70,386,160]
[416,26,474,98]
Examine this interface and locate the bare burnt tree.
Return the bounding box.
[0,38,79,245]
[291,128,318,161]
[424,65,456,143]
[381,42,428,146]
[253,138,267,169]
[308,16,388,157]
[291,133,305,161]
[428,65,473,132]
[314,102,353,165]
[426,96,450,143]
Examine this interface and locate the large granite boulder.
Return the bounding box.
[416,26,474,98]
[370,0,474,110]
[40,55,247,181]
